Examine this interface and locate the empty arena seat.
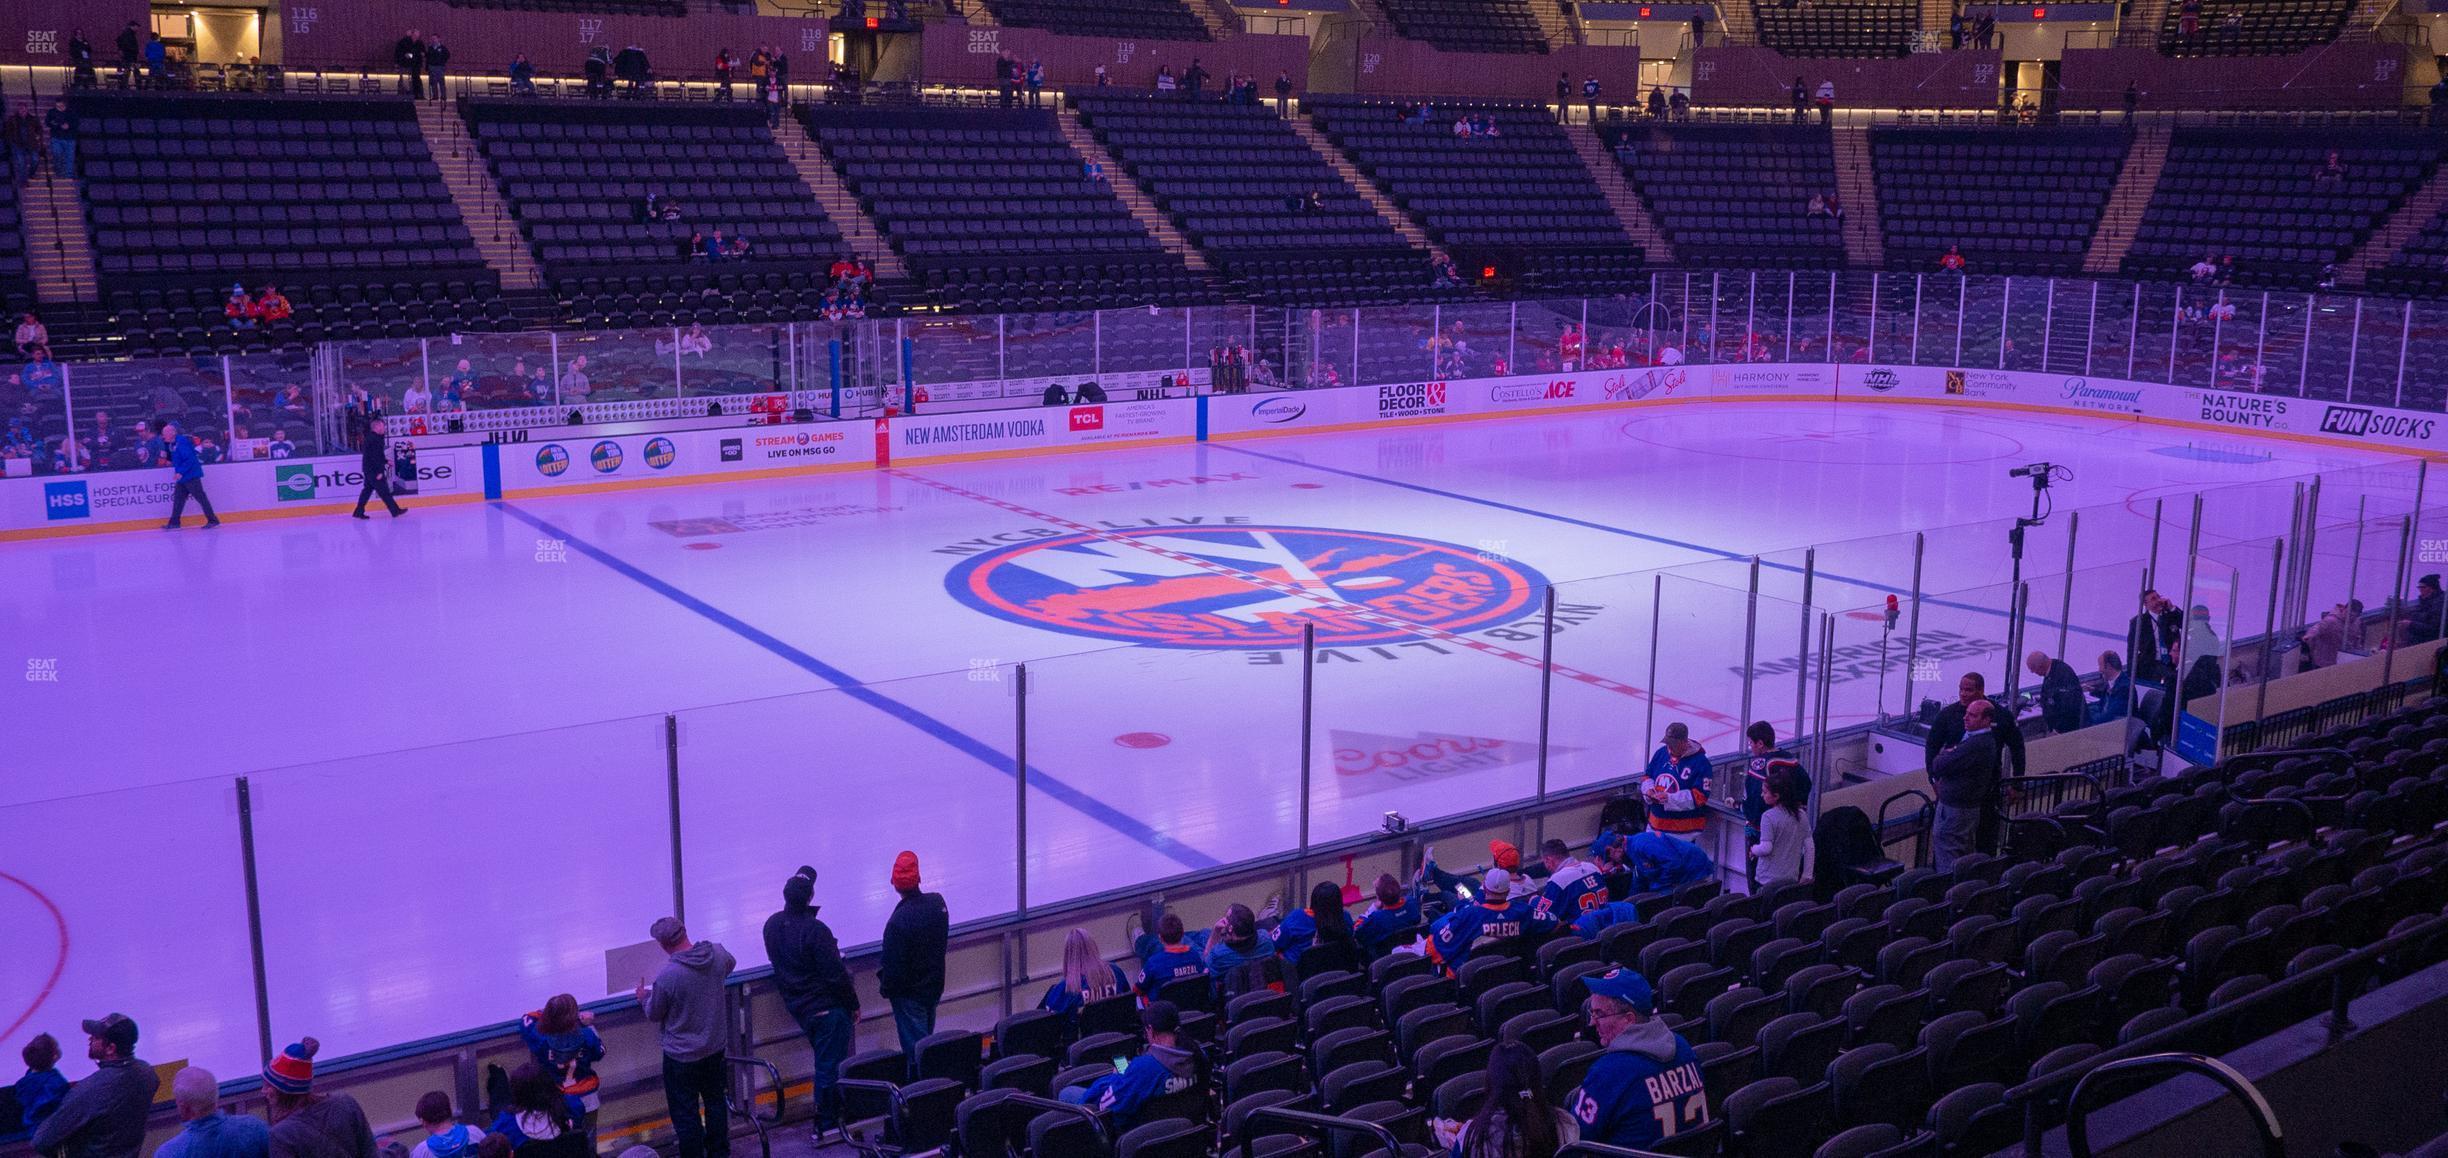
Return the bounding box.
[2158,0,2354,56]
[1756,0,1919,58]
[1604,123,1846,269]
[2122,128,2442,289]
[1871,126,2128,275]
[979,0,1211,40]
[1373,0,1551,53]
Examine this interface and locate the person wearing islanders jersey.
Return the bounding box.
[1426,868,1559,977]
[1643,722,1711,843]
[1569,969,1709,1150]
[1623,829,1716,896]
[1536,838,1608,919]
[1129,908,1210,994]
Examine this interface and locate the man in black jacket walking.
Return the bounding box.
[394,31,425,100]
[879,850,947,1074]
[763,866,857,1136]
[352,416,405,518]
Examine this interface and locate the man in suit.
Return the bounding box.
[2026,650,2086,735]
[1929,698,2000,871]
[1924,671,2025,779]
[2127,589,2182,683]
[2087,651,2133,727]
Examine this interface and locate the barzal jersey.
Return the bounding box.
[1569,1037,1709,1150]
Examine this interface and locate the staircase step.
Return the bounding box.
[777,122,908,282]
[1285,113,1446,262]
[1569,125,1670,265]
[2083,125,2171,275]
[1830,122,1884,268]
[20,169,98,306]
[1052,104,1210,273]
[414,99,544,291]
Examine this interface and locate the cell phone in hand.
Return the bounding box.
[1111,1056,1131,1075]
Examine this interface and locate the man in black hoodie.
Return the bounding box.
[763,866,857,1136]
[878,850,947,1073]
[394,31,425,100]
[352,416,404,518]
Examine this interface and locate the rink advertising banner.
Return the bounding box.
[886,399,1195,464]
[496,423,876,495]
[0,448,474,537]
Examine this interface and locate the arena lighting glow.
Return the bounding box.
[1481,265,1496,278]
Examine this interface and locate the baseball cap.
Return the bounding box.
[1581,968,1657,1014]
[1663,722,1690,744]
[81,1013,139,1052]
[649,916,686,946]
[1482,868,1518,897]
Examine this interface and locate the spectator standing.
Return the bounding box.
[1929,699,2000,870]
[143,32,166,85]
[1025,58,1044,108]
[161,420,219,529]
[1739,721,1801,838]
[30,1015,150,1158]
[264,1040,374,1158]
[763,866,857,1136]
[509,54,535,96]
[517,996,604,1132]
[1093,63,1109,87]
[15,1035,68,1140]
[1555,72,1571,123]
[1749,765,1810,886]
[1567,971,1707,1150]
[1183,58,1209,96]
[14,311,46,355]
[1790,75,1807,123]
[2123,82,2140,125]
[3,112,40,182]
[1922,671,2025,779]
[407,1093,482,1158]
[426,36,451,103]
[1053,1003,1196,1132]
[993,52,1015,107]
[68,30,97,88]
[1275,72,1292,117]
[614,44,650,97]
[352,415,405,518]
[395,31,426,100]
[1040,928,1130,1018]
[1646,86,1667,120]
[583,48,610,99]
[1435,1042,1574,1154]
[557,355,591,403]
[43,100,74,177]
[635,918,735,1158]
[1641,722,1711,843]
[2128,588,2182,682]
[714,49,734,100]
[1582,75,1600,122]
[156,1069,267,1158]
[878,851,948,1067]
[1814,78,1835,125]
[115,22,139,88]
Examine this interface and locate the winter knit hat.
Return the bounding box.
[782,865,817,908]
[264,1037,320,1094]
[890,851,921,892]
[1488,841,1521,871]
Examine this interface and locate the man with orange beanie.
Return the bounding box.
[1420,839,1522,902]
[877,850,948,1071]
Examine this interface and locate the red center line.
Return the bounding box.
[890,469,1747,728]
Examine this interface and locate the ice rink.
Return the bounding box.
[0,397,2428,1079]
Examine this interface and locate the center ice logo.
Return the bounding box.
[945,526,1548,649]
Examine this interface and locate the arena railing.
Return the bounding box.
[19,269,2448,479]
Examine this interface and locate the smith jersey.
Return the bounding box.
[1570,1038,1709,1150]
[1426,898,1557,974]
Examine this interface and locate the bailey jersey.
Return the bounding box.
[1541,859,1609,917]
[1643,745,1712,834]
[1426,896,1558,974]
[1569,1031,1709,1150]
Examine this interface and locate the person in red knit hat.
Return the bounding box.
[877,851,948,1074]
[263,1038,375,1158]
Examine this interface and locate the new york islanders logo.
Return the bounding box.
[945,526,1548,649]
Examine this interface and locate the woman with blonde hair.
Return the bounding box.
[1039,927,1131,1020]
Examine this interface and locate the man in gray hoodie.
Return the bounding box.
[31,1014,152,1158]
[636,917,736,1158]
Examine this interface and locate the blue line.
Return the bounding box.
[1213,443,2125,644]
[495,502,1222,872]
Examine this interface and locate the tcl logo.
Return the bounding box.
[1069,406,1105,432]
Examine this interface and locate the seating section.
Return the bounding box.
[1072,93,1458,306]
[2368,205,2448,298]
[1374,0,1551,53]
[839,693,2448,1158]
[1871,127,2128,275]
[1309,97,1641,294]
[0,153,30,317]
[1756,0,1917,57]
[1605,124,1846,269]
[448,0,685,14]
[466,98,844,279]
[2122,129,2441,288]
[802,105,1201,313]
[2159,0,2353,56]
[69,92,497,351]
[980,0,1211,39]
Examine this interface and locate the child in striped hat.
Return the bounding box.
[264,1038,377,1158]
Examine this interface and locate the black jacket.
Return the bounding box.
[1931,731,2000,807]
[117,27,138,63]
[360,429,388,477]
[2037,658,2085,735]
[878,890,948,1003]
[1925,697,2025,776]
[763,904,858,1020]
[394,36,424,70]
[2127,608,2181,678]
